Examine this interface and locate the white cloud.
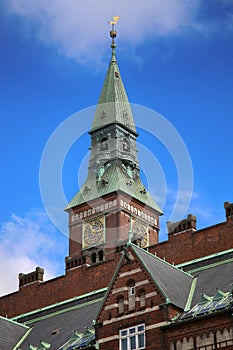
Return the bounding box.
[5,0,201,64]
[0,210,67,296]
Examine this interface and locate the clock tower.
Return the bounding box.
[65,20,162,268]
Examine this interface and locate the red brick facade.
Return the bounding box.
[0,202,232,350]
[93,245,233,350]
[164,313,233,349]
[151,215,233,265]
[0,201,232,323]
[96,252,179,350]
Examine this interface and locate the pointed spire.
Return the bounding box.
[65,21,163,215]
[91,16,137,134]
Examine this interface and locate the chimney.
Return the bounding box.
[224,201,233,222]
[167,214,197,236]
[19,267,44,288]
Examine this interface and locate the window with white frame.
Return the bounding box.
[130,285,135,295]
[119,324,145,350]
[128,280,136,311]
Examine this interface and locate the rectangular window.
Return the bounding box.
[129,286,136,311]
[130,286,135,295]
[119,324,145,350]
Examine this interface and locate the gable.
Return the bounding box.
[96,249,169,329]
[132,244,194,309]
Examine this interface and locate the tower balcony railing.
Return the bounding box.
[95,151,111,161]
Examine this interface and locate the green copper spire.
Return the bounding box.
[66,21,162,215]
[91,17,136,135]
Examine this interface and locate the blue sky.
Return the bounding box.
[0,0,233,295]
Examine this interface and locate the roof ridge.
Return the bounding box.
[177,248,233,269]
[184,277,198,311]
[131,243,193,277]
[0,315,29,329]
[23,297,103,325]
[186,257,233,274]
[130,244,194,309]
[12,287,107,322]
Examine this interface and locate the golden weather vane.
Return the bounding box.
[108,15,120,48]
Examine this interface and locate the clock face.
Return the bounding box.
[83,218,104,247]
[132,220,148,248]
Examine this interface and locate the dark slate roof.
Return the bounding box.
[178,249,233,272]
[14,290,105,350]
[131,244,194,309]
[189,259,233,307]
[0,316,29,350]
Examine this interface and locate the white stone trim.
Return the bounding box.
[112,286,128,294]
[105,303,118,310]
[111,280,149,295]
[98,334,119,344]
[103,305,160,325]
[146,291,157,298]
[135,280,149,287]
[146,321,169,330]
[97,321,169,344]
[119,268,141,278]
[104,300,129,310]
[120,199,158,225]
[106,290,156,309]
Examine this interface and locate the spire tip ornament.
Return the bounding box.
[108,15,120,49]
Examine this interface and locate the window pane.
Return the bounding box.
[120,324,145,350]
[138,333,145,348]
[130,286,135,295]
[121,338,127,350]
[120,330,127,336]
[130,335,136,349]
[129,327,136,334]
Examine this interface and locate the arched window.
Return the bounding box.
[169,341,175,350]
[139,290,146,308]
[98,250,104,262]
[118,296,124,315]
[91,253,96,264]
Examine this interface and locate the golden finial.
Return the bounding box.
[108,16,120,48]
